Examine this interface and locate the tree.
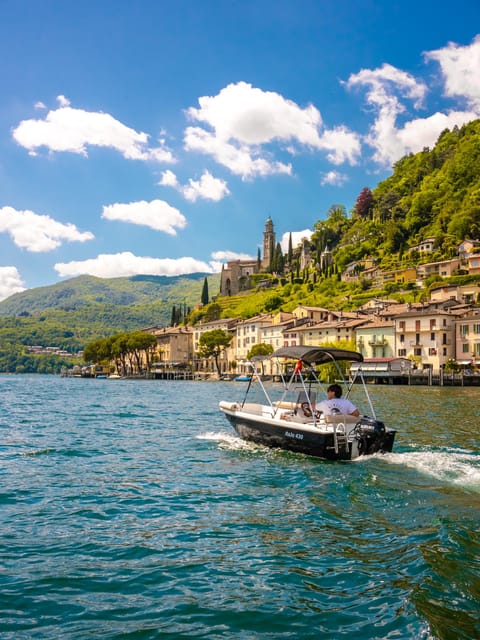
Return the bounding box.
[201,277,209,305]
[197,329,233,377]
[247,343,274,359]
[354,187,374,218]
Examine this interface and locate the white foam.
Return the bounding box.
[382,450,480,491]
[197,431,261,452]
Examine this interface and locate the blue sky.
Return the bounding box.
[1,0,480,300]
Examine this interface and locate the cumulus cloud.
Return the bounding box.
[320,170,348,186]
[280,229,312,253]
[160,169,230,202]
[184,125,292,179]
[0,206,94,252]
[55,251,222,278]
[346,43,480,167]
[211,250,256,261]
[184,82,360,178]
[12,97,175,163]
[0,266,26,301]
[101,199,186,235]
[426,35,480,109]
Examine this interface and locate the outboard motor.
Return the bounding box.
[354,416,387,455]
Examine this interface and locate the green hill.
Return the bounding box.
[0,273,220,317]
[0,273,220,372]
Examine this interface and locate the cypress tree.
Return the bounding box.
[288,233,293,265]
[201,277,209,305]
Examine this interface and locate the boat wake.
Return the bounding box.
[197,431,264,453]
[381,449,480,491]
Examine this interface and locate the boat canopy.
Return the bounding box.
[271,346,364,365]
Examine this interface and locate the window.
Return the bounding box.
[399,321,405,331]
[430,319,436,330]
[474,324,480,335]
[462,343,470,353]
[460,324,469,337]
[414,348,422,356]
[430,333,435,341]
[400,334,405,343]
[415,320,421,331]
[428,348,437,355]
[398,349,406,357]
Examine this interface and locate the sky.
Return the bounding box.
[1,0,480,301]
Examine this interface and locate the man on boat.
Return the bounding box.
[316,384,360,417]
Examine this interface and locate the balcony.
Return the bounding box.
[368,338,388,346]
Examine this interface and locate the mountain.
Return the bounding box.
[0,273,220,319]
[0,273,220,367]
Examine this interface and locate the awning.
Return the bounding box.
[456,360,472,365]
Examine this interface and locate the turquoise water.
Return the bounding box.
[1,375,479,639]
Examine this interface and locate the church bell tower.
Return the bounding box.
[262,216,275,269]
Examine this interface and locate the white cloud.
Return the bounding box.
[211,250,255,261]
[320,170,348,186]
[346,63,427,110]
[185,82,360,178]
[346,53,480,167]
[55,251,221,278]
[0,266,26,301]
[12,99,175,163]
[188,81,324,146]
[160,169,230,202]
[101,199,186,235]
[159,169,179,188]
[426,35,480,109]
[183,170,230,202]
[184,125,292,179]
[0,206,94,252]
[57,95,70,107]
[280,229,312,253]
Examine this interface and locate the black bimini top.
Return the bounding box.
[272,346,364,365]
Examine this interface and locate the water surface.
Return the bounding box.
[1,375,479,639]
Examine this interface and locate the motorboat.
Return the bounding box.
[219,346,396,461]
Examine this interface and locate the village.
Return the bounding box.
[70,222,480,384]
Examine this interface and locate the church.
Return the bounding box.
[219,217,276,297]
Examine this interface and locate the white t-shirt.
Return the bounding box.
[317,397,357,416]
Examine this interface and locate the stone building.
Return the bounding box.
[219,217,275,296]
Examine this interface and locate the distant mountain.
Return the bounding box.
[0,273,220,318]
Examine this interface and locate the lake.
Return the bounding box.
[1,375,479,639]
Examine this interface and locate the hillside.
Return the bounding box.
[0,273,220,372]
[0,273,220,318]
[329,119,480,272]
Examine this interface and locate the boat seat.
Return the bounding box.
[273,401,297,410]
[323,414,359,425]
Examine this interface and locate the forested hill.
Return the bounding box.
[329,119,480,272]
[0,273,219,319]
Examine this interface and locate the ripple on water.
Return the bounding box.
[1,376,479,639]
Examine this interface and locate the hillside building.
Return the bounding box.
[219,217,275,296]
